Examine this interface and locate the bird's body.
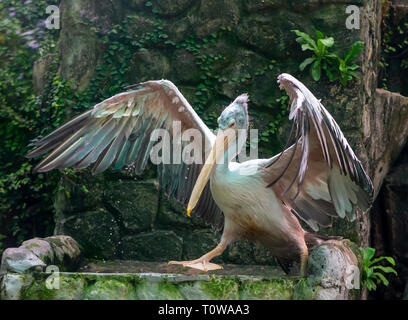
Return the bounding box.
[211,160,298,245]
[208,157,309,272]
[26,73,374,274]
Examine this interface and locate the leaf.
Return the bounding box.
[301,43,316,52]
[325,67,338,82]
[367,256,386,265]
[292,30,317,50]
[311,59,321,81]
[299,57,316,71]
[315,30,324,40]
[372,272,389,286]
[325,53,339,59]
[345,41,364,63]
[366,278,377,291]
[348,71,359,79]
[339,60,347,72]
[319,37,334,48]
[372,265,398,276]
[364,247,376,261]
[348,64,360,70]
[384,256,396,266]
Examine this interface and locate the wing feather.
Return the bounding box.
[27,80,223,230]
[261,73,374,231]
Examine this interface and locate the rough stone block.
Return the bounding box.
[57,209,120,260]
[0,248,45,274]
[121,230,183,261]
[104,180,158,232]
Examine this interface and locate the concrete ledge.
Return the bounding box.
[1,271,310,300]
[0,239,362,300]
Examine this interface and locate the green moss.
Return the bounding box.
[200,275,239,300]
[343,239,362,268]
[14,271,331,300]
[24,243,41,250]
[23,283,55,300]
[158,282,183,298]
[292,278,320,300]
[84,279,136,300]
[135,278,183,300]
[22,273,86,300]
[239,278,298,300]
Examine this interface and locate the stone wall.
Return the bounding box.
[49,0,386,262]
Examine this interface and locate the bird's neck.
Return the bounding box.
[215,129,247,173]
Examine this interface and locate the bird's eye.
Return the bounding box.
[228,120,236,128]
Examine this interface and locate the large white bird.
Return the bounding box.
[27,73,373,275]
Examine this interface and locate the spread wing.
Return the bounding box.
[261,73,374,231]
[26,80,224,230]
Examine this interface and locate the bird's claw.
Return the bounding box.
[168,260,223,272]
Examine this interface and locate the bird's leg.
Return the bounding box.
[168,242,227,272]
[299,244,309,276]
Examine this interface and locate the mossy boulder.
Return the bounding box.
[0,236,81,275]
[20,238,54,265]
[45,236,81,271]
[0,248,45,274]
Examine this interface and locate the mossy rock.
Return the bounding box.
[84,279,136,300]
[240,278,296,300]
[199,276,240,300]
[22,274,86,300]
[135,279,184,300]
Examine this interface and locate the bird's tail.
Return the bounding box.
[304,232,343,251]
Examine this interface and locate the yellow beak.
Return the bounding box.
[186,129,235,216]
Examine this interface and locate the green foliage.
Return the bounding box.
[379,2,408,94]
[293,30,336,81]
[292,30,364,85]
[360,247,397,292]
[0,0,61,253]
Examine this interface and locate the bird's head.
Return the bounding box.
[217,93,249,131]
[186,94,249,216]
